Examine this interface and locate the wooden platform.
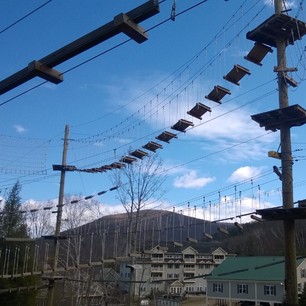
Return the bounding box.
[251,104,306,132]
[246,14,306,47]
[257,207,306,220]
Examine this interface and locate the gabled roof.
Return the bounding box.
[207,256,305,282]
[170,280,184,287]
[149,245,167,253]
[212,247,228,255]
[182,246,198,254]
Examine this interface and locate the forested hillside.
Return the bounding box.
[66,209,306,259]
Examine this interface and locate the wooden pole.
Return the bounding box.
[274,1,298,304]
[47,124,69,306]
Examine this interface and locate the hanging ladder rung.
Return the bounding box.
[120,156,137,164]
[244,42,273,66]
[156,131,177,143]
[234,222,243,231]
[205,85,231,104]
[173,241,183,247]
[130,149,149,159]
[218,227,229,235]
[100,165,113,171]
[171,119,194,132]
[143,141,163,152]
[223,64,251,86]
[86,167,106,173]
[110,162,125,169]
[187,102,211,120]
[203,233,213,240]
[186,237,198,243]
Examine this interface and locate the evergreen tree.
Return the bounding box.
[1,181,28,238]
[0,182,39,305]
[299,283,306,306]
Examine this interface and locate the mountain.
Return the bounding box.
[62,209,234,261]
[61,209,306,262]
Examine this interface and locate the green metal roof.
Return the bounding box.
[206,257,305,282]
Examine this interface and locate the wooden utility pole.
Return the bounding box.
[274,1,298,304]
[47,124,69,306]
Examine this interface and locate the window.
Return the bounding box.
[205,264,211,269]
[264,285,276,296]
[213,283,223,293]
[214,255,224,260]
[175,264,180,269]
[168,264,173,269]
[171,287,182,294]
[184,264,195,269]
[151,264,162,268]
[237,284,248,294]
[301,269,306,278]
[167,273,173,279]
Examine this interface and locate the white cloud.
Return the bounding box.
[13,124,27,133]
[228,166,263,183]
[173,170,215,189]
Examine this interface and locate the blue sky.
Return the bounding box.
[1,0,306,222]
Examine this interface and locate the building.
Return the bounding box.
[206,256,306,306]
[120,245,234,297]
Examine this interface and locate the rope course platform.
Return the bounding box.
[246,13,306,47]
[251,104,306,132]
[256,207,306,220]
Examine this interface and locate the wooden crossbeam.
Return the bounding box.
[0,0,160,95]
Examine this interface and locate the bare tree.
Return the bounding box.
[24,200,54,238]
[111,153,166,254]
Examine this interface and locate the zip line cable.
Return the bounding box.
[0,0,262,109]
[72,0,253,130]
[71,0,262,140]
[66,84,277,169]
[0,0,53,35]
